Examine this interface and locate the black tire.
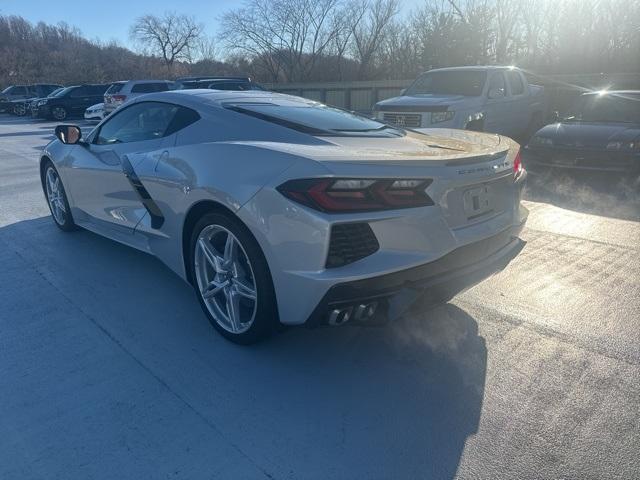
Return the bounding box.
[51,106,68,121]
[189,211,279,344]
[13,103,27,116]
[41,160,77,232]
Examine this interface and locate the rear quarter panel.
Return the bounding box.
[133,141,310,279]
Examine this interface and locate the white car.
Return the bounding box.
[84,103,105,121]
[103,80,173,115]
[41,90,528,344]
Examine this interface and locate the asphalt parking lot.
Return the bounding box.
[0,115,639,480]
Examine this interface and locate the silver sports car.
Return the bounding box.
[42,90,528,343]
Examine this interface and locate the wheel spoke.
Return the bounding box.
[202,279,228,299]
[232,277,256,300]
[198,238,225,273]
[46,170,55,193]
[223,233,235,262]
[225,288,242,332]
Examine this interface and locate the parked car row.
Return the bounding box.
[0,83,62,115]
[0,76,264,120]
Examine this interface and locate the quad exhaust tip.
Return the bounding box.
[328,301,378,326]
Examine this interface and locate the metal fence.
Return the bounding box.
[264,72,640,116]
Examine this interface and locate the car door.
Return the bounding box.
[65,101,180,243]
[504,71,530,135]
[483,72,512,135]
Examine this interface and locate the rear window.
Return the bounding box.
[226,102,404,137]
[131,82,171,93]
[106,83,125,94]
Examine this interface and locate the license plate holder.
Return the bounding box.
[463,185,494,219]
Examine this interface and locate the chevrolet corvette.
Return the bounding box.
[41,90,528,343]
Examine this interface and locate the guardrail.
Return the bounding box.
[264,72,640,116]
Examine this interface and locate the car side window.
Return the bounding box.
[488,73,506,97]
[165,106,200,136]
[131,83,171,93]
[12,86,27,95]
[506,71,525,95]
[95,102,179,145]
[70,87,88,98]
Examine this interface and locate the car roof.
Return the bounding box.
[130,89,312,110]
[176,76,250,81]
[422,66,520,74]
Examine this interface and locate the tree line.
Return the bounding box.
[1,0,639,88]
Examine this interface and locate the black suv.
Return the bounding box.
[0,84,61,113]
[173,76,265,91]
[35,84,111,120]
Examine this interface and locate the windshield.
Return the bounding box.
[48,88,64,97]
[226,102,404,137]
[52,87,73,97]
[407,71,487,96]
[569,94,640,123]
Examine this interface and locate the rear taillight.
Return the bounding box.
[277,178,434,213]
[513,149,523,177]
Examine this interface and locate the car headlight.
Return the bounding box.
[431,111,455,124]
[528,136,554,147]
[37,99,47,106]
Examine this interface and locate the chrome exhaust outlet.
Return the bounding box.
[328,301,379,326]
[354,301,378,321]
[328,307,352,326]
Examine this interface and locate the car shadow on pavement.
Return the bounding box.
[0,216,486,479]
[524,168,640,221]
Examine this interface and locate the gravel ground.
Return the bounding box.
[1,115,639,479]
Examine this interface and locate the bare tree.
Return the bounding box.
[219,0,343,82]
[130,12,202,73]
[350,0,399,79]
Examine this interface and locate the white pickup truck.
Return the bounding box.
[374,66,545,139]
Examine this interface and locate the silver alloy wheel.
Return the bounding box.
[14,103,26,116]
[45,166,66,225]
[52,107,66,120]
[194,224,258,334]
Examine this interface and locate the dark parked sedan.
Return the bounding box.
[34,84,110,120]
[523,90,640,175]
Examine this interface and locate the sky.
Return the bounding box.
[1,0,422,50]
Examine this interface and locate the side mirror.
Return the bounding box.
[55,125,82,145]
[400,88,407,96]
[488,88,505,99]
[551,111,560,122]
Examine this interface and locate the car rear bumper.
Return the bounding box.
[305,219,527,327]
